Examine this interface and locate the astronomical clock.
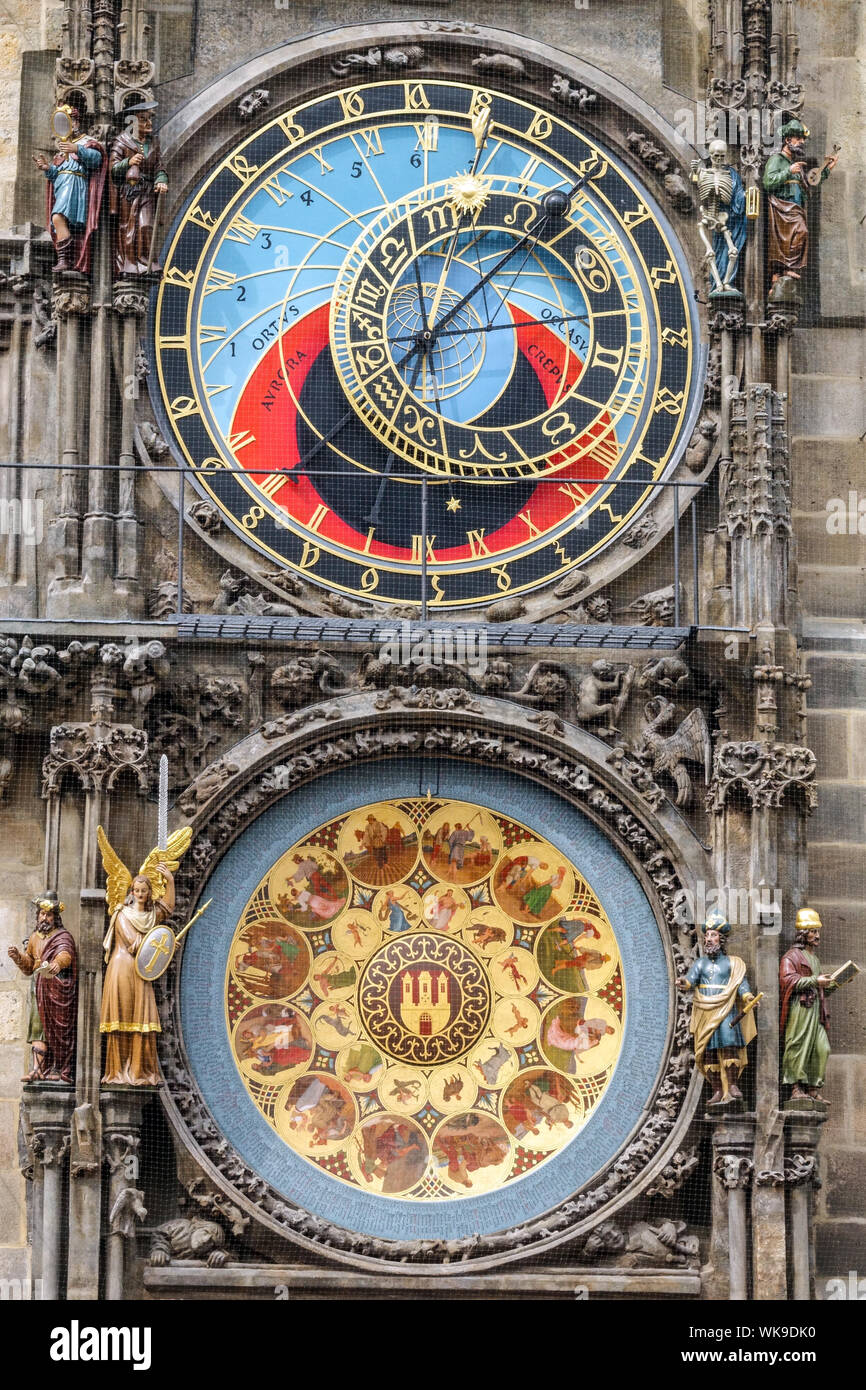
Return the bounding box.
[149,76,701,608]
[143,32,710,1277]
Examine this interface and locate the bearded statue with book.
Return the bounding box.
[780,908,860,1105]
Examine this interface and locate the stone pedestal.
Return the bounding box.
[712,1114,755,1300]
[22,1084,75,1301]
[102,1087,148,1301]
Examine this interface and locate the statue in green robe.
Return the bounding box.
[780,908,837,1103]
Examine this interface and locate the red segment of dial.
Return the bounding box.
[230,303,616,563]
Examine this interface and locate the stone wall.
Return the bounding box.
[793,0,866,1289]
[0,0,63,230]
[0,791,50,1291]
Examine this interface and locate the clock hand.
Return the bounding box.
[427,175,592,341]
[426,107,492,331]
[388,311,590,345]
[364,343,428,520]
[280,404,357,484]
[363,452,399,525]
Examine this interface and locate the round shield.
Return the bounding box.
[135,924,177,981]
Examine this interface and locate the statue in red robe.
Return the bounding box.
[7,891,78,1082]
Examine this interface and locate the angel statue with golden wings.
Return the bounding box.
[97,825,191,1085]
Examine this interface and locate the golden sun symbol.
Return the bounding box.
[448,172,490,218]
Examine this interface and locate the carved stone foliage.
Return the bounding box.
[112,280,149,316]
[713,1154,754,1189]
[1,635,169,738]
[708,740,818,813]
[42,721,149,796]
[51,280,91,318]
[149,674,246,788]
[159,707,700,1267]
[55,55,94,111]
[645,1147,700,1198]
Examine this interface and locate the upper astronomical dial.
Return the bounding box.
[150,78,699,608]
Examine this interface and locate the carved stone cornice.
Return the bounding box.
[708,740,817,814]
[157,698,708,1269]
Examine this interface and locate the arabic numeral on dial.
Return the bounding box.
[410,151,422,168]
[236,285,246,302]
[351,160,363,179]
[301,189,313,206]
[242,505,265,530]
[261,231,272,249]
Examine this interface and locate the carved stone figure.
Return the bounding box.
[238,88,270,119]
[780,908,847,1105]
[109,101,168,276]
[550,75,597,110]
[271,651,349,707]
[34,104,107,273]
[148,1217,230,1267]
[212,570,298,617]
[685,417,718,472]
[691,140,747,294]
[109,1187,147,1238]
[576,661,633,738]
[178,757,240,816]
[763,119,838,304]
[620,584,677,626]
[635,696,711,807]
[31,282,57,349]
[567,595,613,623]
[472,53,525,77]
[97,826,192,1084]
[677,909,759,1105]
[7,891,77,1082]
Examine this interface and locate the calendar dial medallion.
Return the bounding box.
[150,79,700,607]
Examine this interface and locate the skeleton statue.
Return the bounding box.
[690,140,747,295]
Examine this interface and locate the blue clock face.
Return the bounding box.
[150,80,700,607]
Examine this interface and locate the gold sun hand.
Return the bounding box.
[426,108,493,331]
